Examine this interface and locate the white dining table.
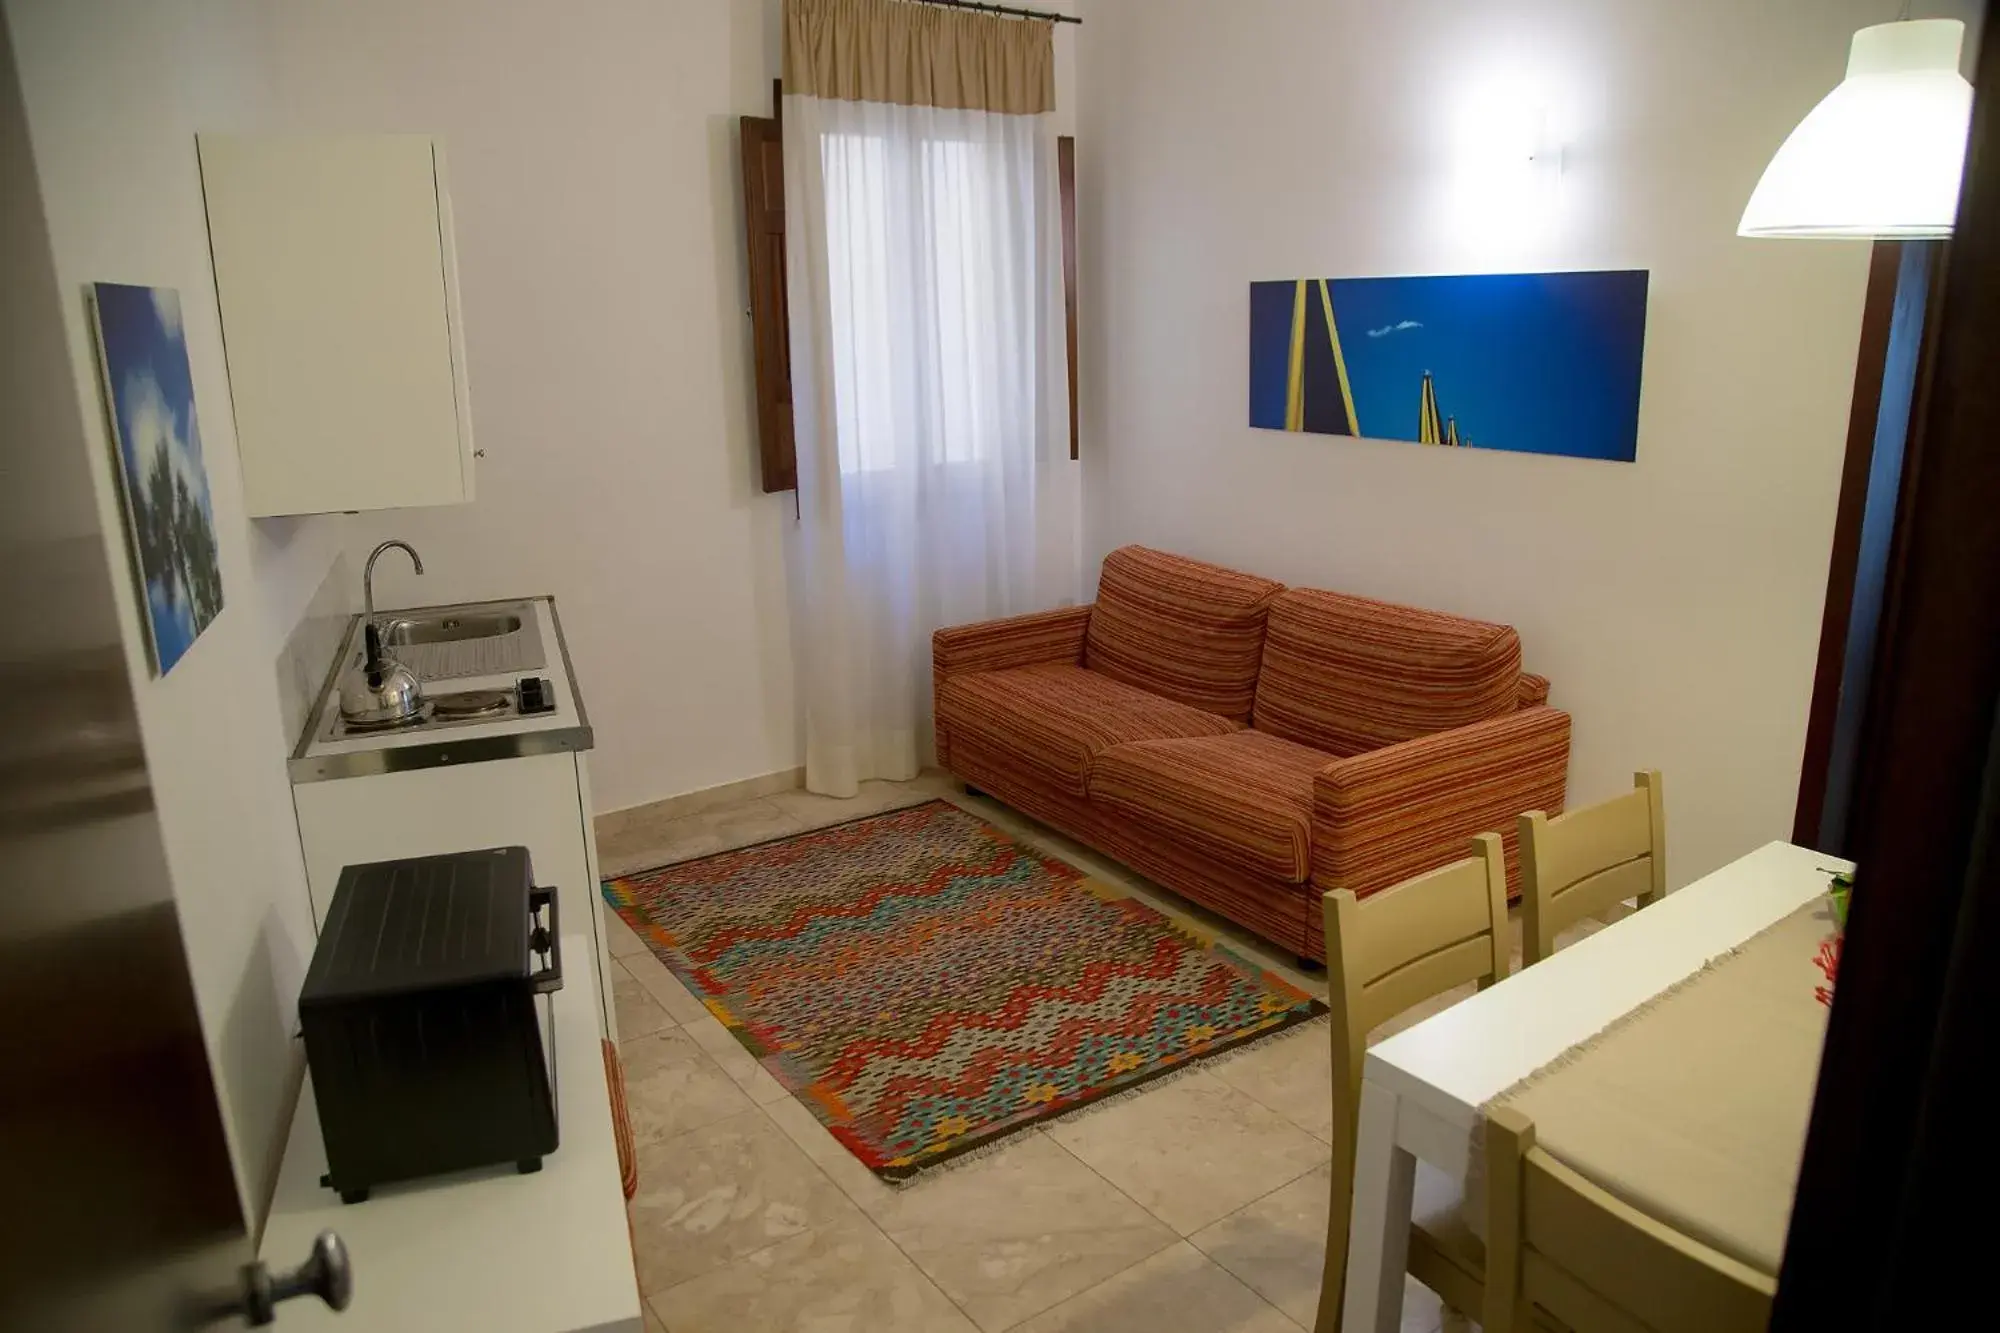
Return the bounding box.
[1340,840,1850,1331]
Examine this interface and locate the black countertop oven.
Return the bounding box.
[299,845,562,1203]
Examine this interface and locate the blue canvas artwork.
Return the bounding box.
[1249,270,1650,462]
[89,283,224,675]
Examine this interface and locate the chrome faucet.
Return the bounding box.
[363,540,424,627]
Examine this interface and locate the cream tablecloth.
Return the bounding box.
[1490,895,1840,1274]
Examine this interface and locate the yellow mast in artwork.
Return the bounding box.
[1418,371,1442,444]
[1316,280,1360,436]
[1282,279,1360,436]
[1284,282,1308,432]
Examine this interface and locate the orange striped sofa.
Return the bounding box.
[932,545,1571,963]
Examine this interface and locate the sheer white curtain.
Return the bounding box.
[783,79,1078,795]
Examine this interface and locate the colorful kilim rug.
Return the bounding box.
[601,799,1324,1181]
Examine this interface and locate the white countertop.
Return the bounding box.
[260,934,641,1333]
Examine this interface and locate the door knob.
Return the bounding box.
[237,1231,352,1324]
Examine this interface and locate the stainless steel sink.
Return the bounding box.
[383,613,523,646]
[368,600,546,681]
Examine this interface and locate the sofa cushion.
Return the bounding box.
[1253,589,1522,758]
[1083,545,1283,723]
[937,664,1240,797]
[1088,729,1333,884]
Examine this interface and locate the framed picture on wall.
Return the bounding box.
[1249,269,1651,462]
[87,282,224,675]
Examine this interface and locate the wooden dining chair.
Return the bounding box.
[1518,770,1666,967]
[1481,1105,1776,1333]
[1315,833,1511,1333]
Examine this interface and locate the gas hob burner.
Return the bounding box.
[431,689,512,722]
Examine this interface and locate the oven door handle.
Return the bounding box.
[528,887,563,994]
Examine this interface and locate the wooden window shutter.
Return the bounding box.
[1059,135,1079,460]
[740,110,795,493]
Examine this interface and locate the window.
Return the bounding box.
[738,110,1078,490]
[820,130,1011,476]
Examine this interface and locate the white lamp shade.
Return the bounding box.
[1739,20,1974,239]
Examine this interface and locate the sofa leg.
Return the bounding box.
[1295,954,1325,974]
[963,784,986,799]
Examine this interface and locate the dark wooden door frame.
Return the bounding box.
[1791,241,1901,849]
[1792,240,1948,855]
[1773,11,2000,1326]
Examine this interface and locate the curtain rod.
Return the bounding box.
[906,0,1082,24]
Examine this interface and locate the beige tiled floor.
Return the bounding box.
[600,774,1607,1332]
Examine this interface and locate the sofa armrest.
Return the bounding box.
[932,605,1093,770]
[1311,705,1571,902]
[1518,672,1551,709]
[932,604,1093,681]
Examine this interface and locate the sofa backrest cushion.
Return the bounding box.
[1084,546,1283,722]
[1253,588,1522,757]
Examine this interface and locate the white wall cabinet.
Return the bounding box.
[198,134,475,516]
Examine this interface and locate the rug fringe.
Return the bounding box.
[880,1012,1333,1190]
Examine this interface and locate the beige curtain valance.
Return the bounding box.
[783,0,1055,115]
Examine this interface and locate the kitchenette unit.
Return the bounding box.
[289,585,617,1040]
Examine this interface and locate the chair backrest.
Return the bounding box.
[1482,1106,1776,1333]
[1254,587,1523,758]
[1518,770,1666,967]
[1317,834,1511,1327]
[1082,544,1282,722]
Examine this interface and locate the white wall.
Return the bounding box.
[5,0,343,1223]
[1075,0,1980,886]
[261,0,801,816]
[263,0,1081,816]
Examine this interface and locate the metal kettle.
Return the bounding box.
[338,621,426,726]
[338,541,427,726]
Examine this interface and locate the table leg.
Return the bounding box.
[1342,1077,1415,1333]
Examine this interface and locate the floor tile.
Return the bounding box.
[766,779,939,831]
[616,950,713,1026]
[1209,1023,1335,1143]
[648,1210,976,1333]
[628,1110,860,1292]
[605,906,650,958]
[599,797,797,877]
[620,1028,757,1148]
[1044,1070,1330,1236]
[612,962,674,1040]
[683,1012,794,1106]
[1007,1240,1300,1333]
[1190,1164,1332,1328]
[759,1091,905,1215]
[872,1132,1178,1332]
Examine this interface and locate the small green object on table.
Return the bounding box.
[1829,872,1853,930]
